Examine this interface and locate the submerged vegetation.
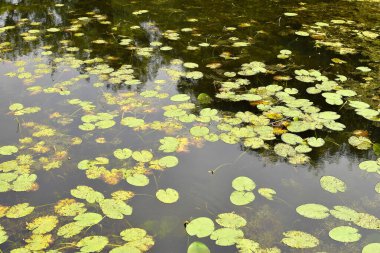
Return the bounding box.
[0,0,379,252]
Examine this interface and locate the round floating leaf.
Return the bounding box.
[71,186,104,204]
[362,243,380,253]
[232,176,256,191]
[156,188,179,204]
[120,228,146,241]
[55,199,86,217]
[296,203,330,219]
[158,156,179,168]
[26,216,58,234]
[0,145,18,156]
[320,176,346,193]
[6,203,34,218]
[57,222,84,238]
[99,199,132,219]
[77,236,109,252]
[114,148,132,159]
[159,137,180,153]
[258,188,276,200]
[110,246,141,253]
[329,226,361,243]
[215,213,247,228]
[132,150,153,163]
[186,217,215,238]
[306,137,325,148]
[25,234,52,251]
[282,230,319,249]
[359,160,380,173]
[230,191,255,206]
[187,241,210,253]
[274,143,296,157]
[281,133,303,145]
[121,117,145,128]
[236,239,261,253]
[190,126,209,137]
[330,205,359,222]
[375,183,380,193]
[210,228,244,246]
[74,212,103,226]
[171,94,190,102]
[0,225,8,245]
[127,174,149,187]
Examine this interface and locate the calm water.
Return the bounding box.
[0,0,379,252]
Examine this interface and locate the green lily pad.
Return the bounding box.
[329,226,361,242]
[187,241,210,253]
[26,216,58,234]
[6,203,34,218]
[126,174,149,186]
[74,212,103,226]
[114,148,132,159]
[156,188,179,204]
[282,230,319,248]
[320,176,346,193]
[258,188,276,200]
[232,176,256,191]
[0,145,18,156]
[230,191,255,206]
[215,213,247,228]
[99,199,133,219]
[132,150,153,163]
[158,156,179,168]
[210,228,244,246]
[71,185,104,204]
[171,94,190,102]
[186,217,215,238]
[77,236,109,252]
[362,243,380,253]
[190,126,209,137]
[330,205,359,222]
[0,225,8,245]
[296,203,330,219]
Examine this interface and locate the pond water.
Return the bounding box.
[0,0,379,252]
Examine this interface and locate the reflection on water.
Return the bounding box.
[0,0,379,252]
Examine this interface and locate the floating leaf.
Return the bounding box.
[26,216,58,234]
[186,217,215,238]
[77,236,109,252]
[282,230,319,248]
[359,160,380,173]
[126,174,149,186]
[0,225,8,245]
[57,222,84,238]
[74,212,103,226]
[362,243,380,253]
[190,126,209,137]
[210,228,244,246]
[158,156,179,168]
[156,188,179,204]
[306,137,325,148]
[171,94,190,102]
[320,176,346,193]
[132,150,153,163]
[215,213,247,228]
[71,186,104,204]
[296,203,330,219]
[330,206,359,222]
[25,234,52,251]
[329,226,361,242]
[187,241,210,253]
[232,176,256,191]
[6,203,34,218]
[348,136,372,150]
[0,145,18,156]
[113,148,132,159]
[258,188,276,200]
[99,199,132,219]
[230,191,255,206]
[120,228,147,241]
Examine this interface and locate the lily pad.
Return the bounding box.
[156,188,179,204]
[215,213,247,228]
[232,176,256,191]
[296,203,330,219]
[329,226,361,243]
[186,217,215,238]
[320,176,346,193]
[187,241,210,253]
[282,230,319,248]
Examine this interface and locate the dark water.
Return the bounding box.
[0,0,379,252]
